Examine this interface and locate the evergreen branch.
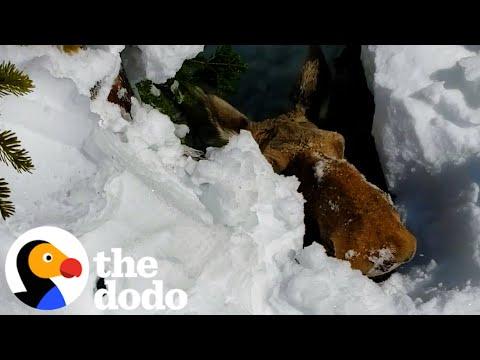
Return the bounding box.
[0,130,34,173]
[178,45,248,98]
[0,61,34,98]
[0,178,14,220]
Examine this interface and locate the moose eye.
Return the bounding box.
[42,253,53,263]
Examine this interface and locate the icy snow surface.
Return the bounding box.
[1,45,480,314]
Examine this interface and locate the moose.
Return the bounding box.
[106,45,417,279]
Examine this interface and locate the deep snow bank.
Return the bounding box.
[362,45,480,307]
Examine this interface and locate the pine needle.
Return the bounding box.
[0,60,34,221]
[0,178,14,219]
[0,130,34,173]
[0,61,34,98]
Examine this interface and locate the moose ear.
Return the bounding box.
[292,45,331,125]
[204,94,249,141]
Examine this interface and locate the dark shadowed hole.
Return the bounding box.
[321,45,388,192]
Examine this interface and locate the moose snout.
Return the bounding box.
[365,228,417,278]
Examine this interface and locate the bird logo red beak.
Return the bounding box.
[60,258,82,278]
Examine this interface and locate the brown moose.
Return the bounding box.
[195,47,417,278]
[106,45,417,278]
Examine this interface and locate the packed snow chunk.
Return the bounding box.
[78,131,306,314]
[127,99,186,166]
[130,45,204,84]
[95,101,211,226]
[0,45,123,97]
[192,130,304,230]
[174,124,190,139]
[361,45,480,185]
[0,45,128,136]
[273,244,398,314]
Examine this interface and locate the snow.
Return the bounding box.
[314,158,328,180]
[367,248,396,277]
[344,250,358,260]
[121,45,204,86]
[1,44,480,314]
[362,45,480,311]
[361,45,480,185]
[0,44,309,314]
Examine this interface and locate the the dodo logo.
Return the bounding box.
[5,226,89,311]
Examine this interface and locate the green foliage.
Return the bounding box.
[0,178,14,220]
[137,45,247,151]
[0,130,34,173]
[0,61,35,220]
[136,79,180,120]
[0,61,34,98]
[176,45,248,98]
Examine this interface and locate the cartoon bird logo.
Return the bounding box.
[14,240,82,310]
[5,226,88,312]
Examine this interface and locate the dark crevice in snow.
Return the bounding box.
[320,45,388,192]
[221,45,309,120]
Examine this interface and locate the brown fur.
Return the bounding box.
[247,110,344,172]
[293,46,331,124]
[107,68,134,114]
[205,94,249,141]
[245,113,416,276]
[285,152,416,276]
[60,45,83,54]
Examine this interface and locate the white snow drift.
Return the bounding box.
[362,45,480,311]
[1,45,480,314]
